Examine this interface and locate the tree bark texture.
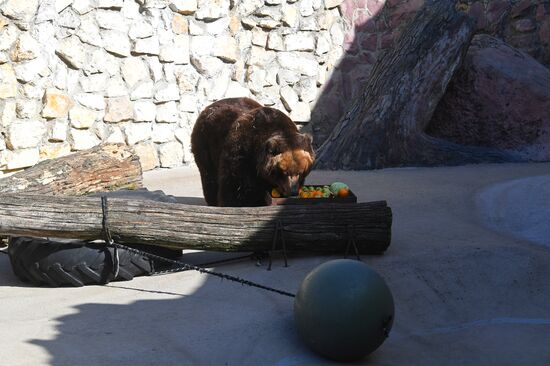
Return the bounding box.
[314,0,520,170]
[0,195,392,254]
[0,144,143,195]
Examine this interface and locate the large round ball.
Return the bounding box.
[294,259,394,362]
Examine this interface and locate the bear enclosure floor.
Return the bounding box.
[1,163,550,366]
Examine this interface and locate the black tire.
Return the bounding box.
[7,189,184,287]
[7,237,163,287]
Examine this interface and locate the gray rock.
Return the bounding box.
[284,32,315,52]
[296,77,317,102]
[169,0,198,14]
[190,55,223,78]
[208,67,231,100]
[133,35,160,55]
[246,66,267,93]
[315,31,331,55]
[0,24,18,51]
[156,101,179,122]
[6,120,47,149]
[172,34,190,64]
[105,76,128,97]
[13,57,49,83]
[96,10,128,32]
[1,0,39,24]
[104,96,134,122]
[300,0,314,17]
[277,52,319,77]
[10,32,41,62]
[179,93,197,112]
[74,93,106,110]
[281,4,299,27]
[0,100,16,128]
[290,101,310,122]
[212,36,238,63]
[329,21,344,45]
[158,141,183,167]
[77,16,103,47]
[190,35,214,56]
[147,57,164,82]
[0,64,18,99]
[238,0,263,17]
[55,0,73,13]
[195,0,229,20]
[152,123,176,142]
[69,105,99,128]
[124,122,152,145]
[224,80,251,98]
[106,125,126,143]
[324,0,343,9]
[131,80,155,100]
[49,120,68,142]
[97,0,124,9]
[154,81,180,102]
[299,16,319,31]
[280,85,299,111]
[133,99,156,121]
[15,99,40,119]
[4,148,40,170]
[122,58,150,88]
[247,46,276,67]
[132,141,159,170]
[70,128,101,150]
[128,20,154,39]
[58,7,80,29]
[55,36,88,69]
[254,6,282,21]
[205,17,229,35]
[175,64,200,92]
[267,32,284,51]
[73,0,94,15]
[80,73,108,93]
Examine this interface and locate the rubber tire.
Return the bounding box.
[7,189,183,287]
[7,237,164,287]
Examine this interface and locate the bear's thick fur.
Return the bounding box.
[191,97,315,207]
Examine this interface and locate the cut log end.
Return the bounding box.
[0,144,143,195]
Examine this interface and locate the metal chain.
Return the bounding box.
[99,195,295,298]
[108,241,296,298]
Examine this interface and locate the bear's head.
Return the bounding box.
[255,109,315,197]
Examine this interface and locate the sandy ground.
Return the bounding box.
[1,163,550,366]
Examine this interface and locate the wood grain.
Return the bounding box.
[0,194,392,254]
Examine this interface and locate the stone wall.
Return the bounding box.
[0,0,347,176]
[1,0,549,175]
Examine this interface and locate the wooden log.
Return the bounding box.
[314,0,518,170]
[0,194,392,254]
[0,144,143,195]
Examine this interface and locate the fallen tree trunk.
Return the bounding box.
[0,144,143,195]
[314,0,519,170]
[0,194,392,254]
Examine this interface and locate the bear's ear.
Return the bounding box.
[264,133,286,155]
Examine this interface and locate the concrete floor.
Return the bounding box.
[1,163,550,365]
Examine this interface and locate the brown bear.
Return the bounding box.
[191,97,315,207]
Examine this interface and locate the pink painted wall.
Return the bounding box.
[311,0,550,146]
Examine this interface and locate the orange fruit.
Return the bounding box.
[337,187,350,197]
[271,188,281,198]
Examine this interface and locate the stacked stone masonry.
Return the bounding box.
[0,0,549,174]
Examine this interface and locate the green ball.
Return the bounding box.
[294,259,394,362]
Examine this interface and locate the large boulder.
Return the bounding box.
[426,34,550,161]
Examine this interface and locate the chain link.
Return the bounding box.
[109,241,296,298]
